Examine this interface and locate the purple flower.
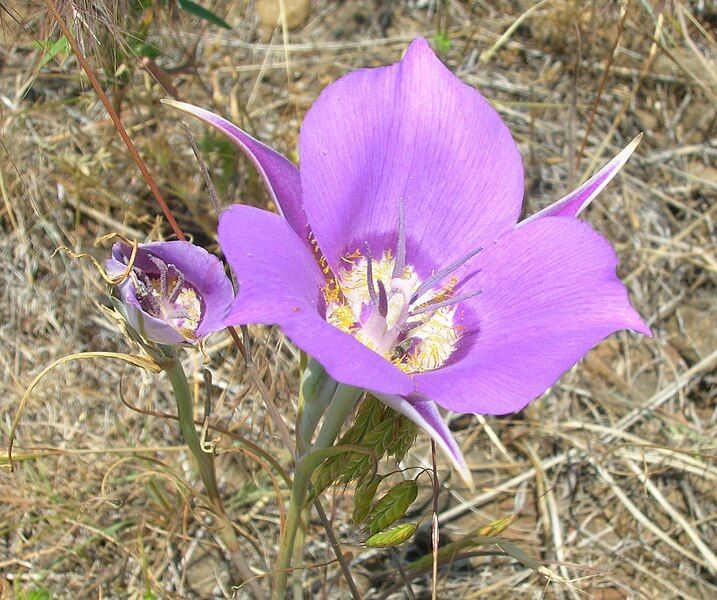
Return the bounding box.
[165,39,650,482]
[106,241,234,345]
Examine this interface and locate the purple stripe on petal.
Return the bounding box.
[162,100,309,243]
[374,393,473,489]
[520,135,642,226]
[415,216,651,415]
[218,204,413,396]
[299,37,523,273]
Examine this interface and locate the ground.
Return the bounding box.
[1,1,716,598]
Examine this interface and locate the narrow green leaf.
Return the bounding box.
[178,0,232,29]
[35,36,70,67]
[365,522,418,548]
[365,479,418,535]
[495,540,543,570]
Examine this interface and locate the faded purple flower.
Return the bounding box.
[166,39,650,482]
[106,241,234,345]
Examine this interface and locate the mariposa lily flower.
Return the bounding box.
[165,38,650,483]
[106,241,234,345]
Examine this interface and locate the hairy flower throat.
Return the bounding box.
[324,246,480,373]
[131,255,202,339]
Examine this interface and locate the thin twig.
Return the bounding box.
[431,441,439,600]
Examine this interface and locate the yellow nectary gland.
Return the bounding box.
[324,250,460,373]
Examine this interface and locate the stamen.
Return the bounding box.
[391,198,406,280]
[134,268,153,290]
[149,255,169,296]
[168,268,187,303]
[411,289,483,316]
[410,246,483,304]
[377,280,388,318]
[133,276,162,314]
[364,242,377,304]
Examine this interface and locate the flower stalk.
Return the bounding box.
[165,354,222,508]
[164,351,263,597]
[273,379,363,599]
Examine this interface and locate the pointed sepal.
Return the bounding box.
[520,134,642,226]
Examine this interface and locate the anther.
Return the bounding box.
[377,280,388,318]
[410,246,483,304]
[364,242,377,304]
[411,289,483,316]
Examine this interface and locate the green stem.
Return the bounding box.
[296,359,336,453]
[273,384,362,599]
[274,454,313,599]
[292,505,309,600]
[165,356,222,509]
[165,355,264,598]
[312,384,363,450]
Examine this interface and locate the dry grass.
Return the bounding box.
[1,1,716,598]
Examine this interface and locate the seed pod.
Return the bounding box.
[365,522,418,548]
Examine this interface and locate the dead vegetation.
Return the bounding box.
[1,0,716,598]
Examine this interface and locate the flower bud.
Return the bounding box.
[106,241,234,345]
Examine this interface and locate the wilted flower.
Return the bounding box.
[106,241,234,345]
[166,39,650,481]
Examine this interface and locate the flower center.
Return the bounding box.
[324,249,469,372]
[131,255,202,339]
[323,201,483,373]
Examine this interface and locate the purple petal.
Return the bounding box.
[218,204,413,396]
[520,135,641,225]
[375,393,472,488]
[413,216,651,415]
[162,100,309,243]
[108,241,234,343]
[299,37,523,274]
